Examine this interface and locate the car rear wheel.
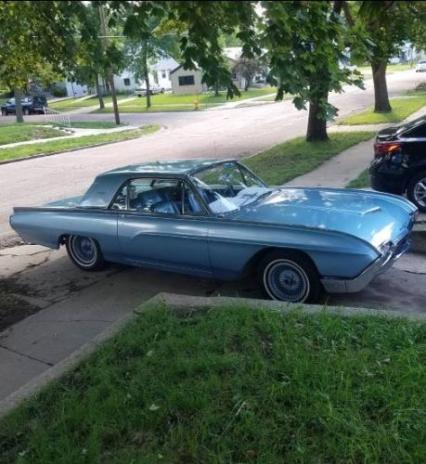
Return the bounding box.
[407,172,426,212]
[66,235,105,271]
[259,250,322,303]
[1,109,7,116]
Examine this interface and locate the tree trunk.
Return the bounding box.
[14,88,24,123]
[307,97,328,142]
[108,75,120,125]
[143,48,151,109]
[244,77,251,91]
[214,82,219,97]
[371,62,391,113]
[95,74,105,109]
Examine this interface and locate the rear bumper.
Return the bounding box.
[321,238,410,293]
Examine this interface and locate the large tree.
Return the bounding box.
[123,16,179,108]
[0,1,82,122]
[118,1,364,141]
[262,1,363,140]
[355,1,420,113]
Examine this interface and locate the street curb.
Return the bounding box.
[0,125,163,166]
[0,292,425,421]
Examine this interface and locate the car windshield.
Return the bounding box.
[191,162,270,214]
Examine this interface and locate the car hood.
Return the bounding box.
[231,187,416,250]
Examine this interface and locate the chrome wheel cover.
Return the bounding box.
[69,236,97,268]
[263,259,310,302]
[413,177,426,208]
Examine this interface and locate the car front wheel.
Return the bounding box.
[407,172,426,212]
[66,235,105,271]
[259,250,322,303]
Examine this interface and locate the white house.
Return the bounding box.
[151,57,179,90]
[62,56,179,97]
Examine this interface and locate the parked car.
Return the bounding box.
[370,116,426,211]
[415,60,426,72]
[1,96,48,115]
[135,84,165,97]
[10,160,416,303]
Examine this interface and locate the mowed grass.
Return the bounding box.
[347,168,370,188]
[356,63,414,77]
[1,304,425,463]
[49,95,133,112]
[244,132,374,185]
[57,120,126,129]
[0,125,159,162]
[0,123,63,146]
[339,94,426,125]
[98,87,277,113]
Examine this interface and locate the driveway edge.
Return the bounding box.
[0,292,424,420]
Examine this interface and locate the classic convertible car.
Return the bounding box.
[10,160,417,303]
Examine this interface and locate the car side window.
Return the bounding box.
[110,178,204,216]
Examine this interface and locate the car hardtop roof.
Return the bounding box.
[99,159,238,177]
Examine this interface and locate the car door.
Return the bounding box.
[115,176,212,277]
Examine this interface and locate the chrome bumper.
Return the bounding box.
[321,239,410,294]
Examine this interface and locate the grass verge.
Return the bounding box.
[347,168,370,188]
[1,304,424,463]
[97,87,277,113]
[49,95,133,112]
[57,121,126,129]
[0,125,160,162]
[0,124,64,146]
[243,132,374,185]
[339,93,426,125]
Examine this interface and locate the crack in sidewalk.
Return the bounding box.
[0,343,53,367]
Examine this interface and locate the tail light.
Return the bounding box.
[374,141,402,157]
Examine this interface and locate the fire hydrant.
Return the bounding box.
[193,97,200,111]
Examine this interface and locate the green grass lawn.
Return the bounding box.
[0,125,159,162]
[347,168,370,189]
[244,132,374,185]
[1,303,424,464]
[57,121,127,129]
[339,93,426,125]
[356,63,414,77]
[0,124,64,146]
[98,87,277,113]
[49,95,133,112]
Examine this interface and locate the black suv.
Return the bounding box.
[1,96,47,116]
[370,116,426,211]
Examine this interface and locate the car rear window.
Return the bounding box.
[397,116,426,136]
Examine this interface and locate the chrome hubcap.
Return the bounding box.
[264,259,310,302]
[70,236,97,266]
[413,178,426,207]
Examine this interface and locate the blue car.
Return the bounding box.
[10,160,417,303]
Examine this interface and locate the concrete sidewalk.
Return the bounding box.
[286,105,426,189]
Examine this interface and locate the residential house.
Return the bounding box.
[170,66,207,95]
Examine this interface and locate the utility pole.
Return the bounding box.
[98,3,120,125]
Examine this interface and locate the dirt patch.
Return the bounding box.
[0,279,40,332]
